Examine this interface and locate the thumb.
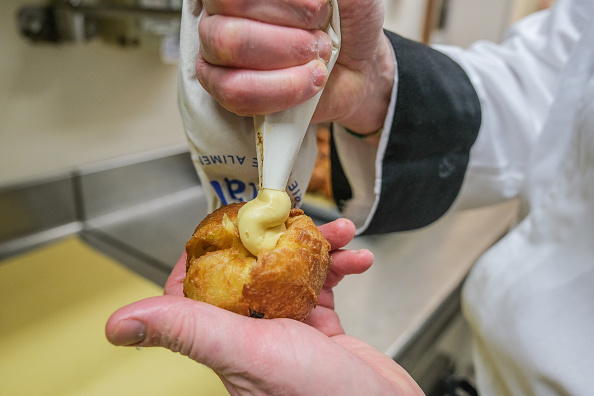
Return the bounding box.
[105,295,259,371]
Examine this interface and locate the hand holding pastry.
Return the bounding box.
[183,202,331,321]
[106,219,424,395]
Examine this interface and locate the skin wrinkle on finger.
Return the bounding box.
[323,271,345,290]
[199,14,241,66]
[200,14,332,70]
[318,218,356,251]
[316,289,336,310]
[200,60,326,115]
[155,312,198,356]
[322,250,373,292]
[202,0,331,30]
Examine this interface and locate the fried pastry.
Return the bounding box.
[183,203,331,321]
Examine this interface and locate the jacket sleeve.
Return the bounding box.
[331,31,481,234]
[437,1,589,210]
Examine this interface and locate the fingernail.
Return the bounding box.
[313,62,328,87]
[109,319,146,346]
[317,34,332,62]
[356,249,374,260]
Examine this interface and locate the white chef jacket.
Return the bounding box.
[335,0,594,394]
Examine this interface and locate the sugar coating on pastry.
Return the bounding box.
[183,203,331,321]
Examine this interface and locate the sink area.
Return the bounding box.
[0,145,207,285]
[0,144,518,393]
[75,146,209,285]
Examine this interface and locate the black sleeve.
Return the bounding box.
[331,30,482,234]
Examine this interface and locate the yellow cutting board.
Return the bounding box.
[0,237,228,396]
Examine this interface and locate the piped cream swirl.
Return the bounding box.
[237,188,291,256]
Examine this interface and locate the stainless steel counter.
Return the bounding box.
[0,145,517,389]
[336,200,516,354]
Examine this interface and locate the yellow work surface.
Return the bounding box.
[0,237,228,396]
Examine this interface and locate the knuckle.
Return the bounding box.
[291,32,320,62]
[300,0,320,15]
[158,316,198,358]
[195,56,212,91]
[216,75,253,114]
[298,0,329,28]
[214,20,243,64]
[198,63,322,116]
[199,16,243,65]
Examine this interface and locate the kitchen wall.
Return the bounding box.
[383,0,427,41]
[434,0,548,47]
[0,0,186,186]
[384,0,548,46]
[436,0,513,47]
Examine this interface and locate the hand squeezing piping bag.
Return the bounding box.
[254,1,341,192]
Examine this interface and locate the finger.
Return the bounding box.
[106,295,262,372]
[317,287,335,309]
[164,252,187,297]
[202,0,331,30]
[197,58,327,116]
[106,297,402,394]
[324,248,374,289]
[199,15,332,69]
[303,304,344,337]
[318,218,356,251]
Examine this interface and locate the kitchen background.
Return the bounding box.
[1,0,549,186]
[1,0,551,395]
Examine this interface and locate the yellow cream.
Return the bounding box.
[237,188,291,256]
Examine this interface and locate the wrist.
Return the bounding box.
[339,34,395,134]
[343,127,384,146]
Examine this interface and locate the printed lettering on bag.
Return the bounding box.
[198,154,258,166]
[210,178,258,205]
[287,179,303,207]
[209,177,303,207]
